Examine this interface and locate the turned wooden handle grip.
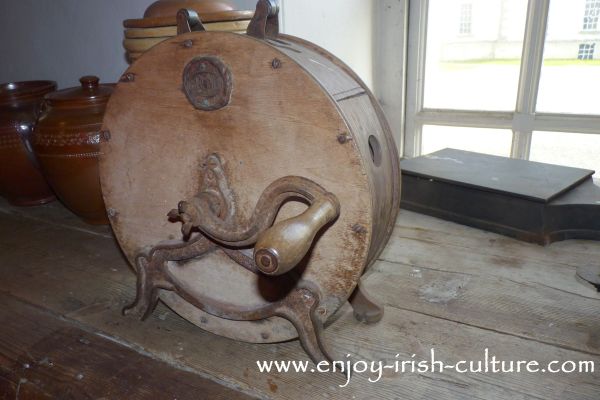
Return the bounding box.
[254,193,340,276]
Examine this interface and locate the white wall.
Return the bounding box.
[280,0,375,89]
[280,0,408,151]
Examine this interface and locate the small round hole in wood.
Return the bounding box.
[368,135,382,167]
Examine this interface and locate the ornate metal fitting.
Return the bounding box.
[125,153,356,365]
[169,154,235,237]
[183,56,233,112]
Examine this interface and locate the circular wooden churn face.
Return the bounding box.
[100,31,400,343]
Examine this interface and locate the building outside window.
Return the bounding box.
[583,0,600,31]
[459,3,473,35]
[405,0,600,177]
[578,43,596,59]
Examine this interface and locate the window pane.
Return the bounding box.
[537,0,600,114]
[424,0,528,111]
[422,125,513,156]
[530,131,600,175]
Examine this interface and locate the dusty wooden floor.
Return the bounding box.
[0,198,598,399]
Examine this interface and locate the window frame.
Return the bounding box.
[403,0,600,162]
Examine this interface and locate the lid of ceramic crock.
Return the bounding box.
[0,81,57,106]
[45,76,114,107]
[143,0,235,18]
[123,0,253,28]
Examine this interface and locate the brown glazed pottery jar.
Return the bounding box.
[33,76,114,225]
[0,80,57,206]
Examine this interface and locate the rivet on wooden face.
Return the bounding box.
[119,73,135,83]
[100,130,111,142]
[352,224,368,235]
[337,133,352,144]
[182,39,193,48]
[261,332,270,340]
[271,58,282,69]
[107,208,118,218]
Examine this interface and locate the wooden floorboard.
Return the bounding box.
[393,211,600,272]
[366,260,600,355]
[0,294,255,400]
[0,199,599,399]
[384,214,600,300]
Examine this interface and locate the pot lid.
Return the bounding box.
[124,0,253,29]
[45,76,114,107]
[123,10,253,28]
[0,80,56,106]
[143,0,236,18]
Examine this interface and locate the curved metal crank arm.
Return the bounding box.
[273,289,333,364]
[124,235,336,365]
[122,257,174,320]
[221,248,260,274]
[123,236,217,319]
[170,175,340,276]
[172,176,337,246]
[151,279,335,365]
[126,258,340,367]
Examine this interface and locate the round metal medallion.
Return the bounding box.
[182,56,232,111]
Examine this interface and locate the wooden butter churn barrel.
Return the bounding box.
[100,0,400,362]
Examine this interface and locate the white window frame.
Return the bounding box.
[403,0,600,161]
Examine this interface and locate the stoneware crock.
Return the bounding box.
[0,80,57,206]
[123,0,253,63]
[33,76,113,225]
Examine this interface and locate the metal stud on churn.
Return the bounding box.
[99,0,401,363]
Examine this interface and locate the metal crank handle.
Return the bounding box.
[253,192,340,276]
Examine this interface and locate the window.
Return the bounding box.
[459,3,472,35]
[578,43,595,59]
[422,126,513,157]
[530,131,600,173]
[423,0,528,112]
[583,0,600,31]
[404,0,600,176]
